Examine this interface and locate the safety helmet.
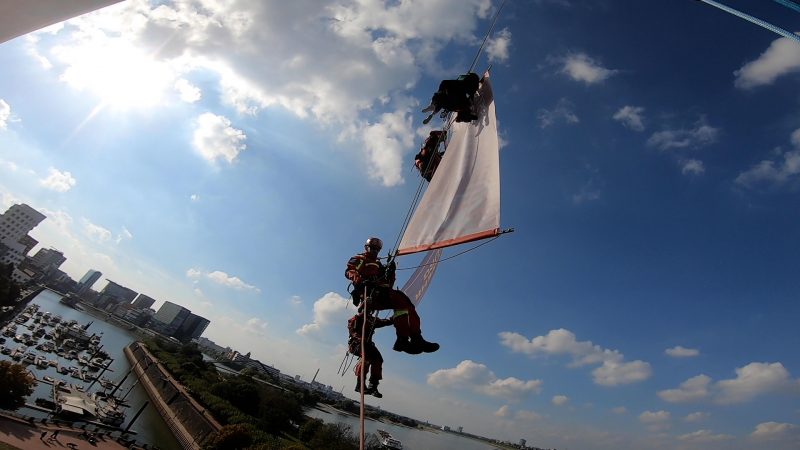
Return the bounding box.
[365,237,383,253]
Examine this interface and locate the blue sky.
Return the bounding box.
[2,0,800,448]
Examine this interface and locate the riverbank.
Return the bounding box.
[0,411,135,450]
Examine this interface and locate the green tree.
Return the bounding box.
[0,361,36,410]
[211,378,261,417]
[203,423,254,450]
[0,263,20,307]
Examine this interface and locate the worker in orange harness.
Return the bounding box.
[348,310,393,398]
[415,130,447,182]
[345,237,439,354]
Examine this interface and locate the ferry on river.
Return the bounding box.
[377,430,403,449]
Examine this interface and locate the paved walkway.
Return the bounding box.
[0,414,133,450]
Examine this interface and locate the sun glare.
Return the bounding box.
[56,40,173,109]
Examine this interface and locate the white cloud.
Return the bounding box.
[206,270,259,292]
[658,375,712,403]
[185,267,260,293]
[552,395,569,406]
[638,410,670,432]
[244,317,269,336]
[613,106,645,131]
[612,406,627,414]
[647,119,719,151]
[538,98,579,128]
[175,78,201,103]
[685,412,710,423]
[358,107,414,187]
[31,0,499,185]
[39,168,77,192]
[734,35,800,89]
[677,429,734,443]
[499,328,652,386]
[83,220,112,243]
[486,28,511,63]
[115,226,133,244]
[190,194,200,202]
[680,159,705,176]
[751,422,798,439]
[296,292,351,336]
[736,129,800,188]
[494,405,510,417]
[716,362,799,404]
[660,362,800,405]
[0,99,11,130]
[289,295,302,305]
[427,360,542,400]
[665,345,700,358]
[192,113,247,165]
[559,53,617,85]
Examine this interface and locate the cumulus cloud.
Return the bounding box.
[486,28,511,63]
[685,412,710,423]
[647,119,719,151]
[34,0,500,185]
[677,429,734,443]
[639,410,671,432]
[40,168,77,192]
[192,113,247,164]
[734,35,800,89]
[515,410,542,421]
[538,98,579,128]
[0,99,11,129]
[659,362,800,405]
[665,345,700,358]
[115,226,133,244]
[190,194,200,202]
[358,108,414,186]
[613,106,645,131]
[427,360,542,400]
[736,129,800,188]
[612,406,627,414]
[552,395,569,406]
[658,375,712,403]
[559,53,617,84]
[494,405,511,417]
[680,159,705,176]
[296,292,351,336]
[185,267,260,293]
[244,317,269,335]
[751,422,798,439]
[716,362,799,404]
[83,220,112,243]
[289,295,302,305]
[499,328,652,386]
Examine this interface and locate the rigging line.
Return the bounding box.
[396,235,502,271]
[469,0,508,74]
[358,288,368,450]
[772,0,800,14]
[696,0,800,44]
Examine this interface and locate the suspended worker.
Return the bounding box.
[348,309,393,398]
[346,237,440,354]
[415,130,447,182]
[421,72,481,125]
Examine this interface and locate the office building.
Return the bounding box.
[30,247,66,273]
[94,280,137,309]
[131,294,155,309]
[174,313,210,342]
[0,203,46,268]
[77,269,103,294]
[152,301,192,336]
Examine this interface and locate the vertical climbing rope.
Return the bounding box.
[358,286,368,450]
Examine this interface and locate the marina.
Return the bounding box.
[0,289,180,450]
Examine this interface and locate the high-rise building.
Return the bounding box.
[94,280,137,309]
[131,294,155,309]
[77,269,103,294]
[0,204,46,267]
[174,313,210,342]
[30,247,66,273]
[152,301,192,336]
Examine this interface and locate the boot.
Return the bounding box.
[393,336,422,355]
[354,379,361,393]
[364,382,382,398]
[409,334,439,353]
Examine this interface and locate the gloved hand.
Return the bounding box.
[351,273,362,285]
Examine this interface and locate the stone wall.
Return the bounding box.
[124,342,221,450]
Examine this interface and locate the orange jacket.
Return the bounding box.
[346,252,395,288]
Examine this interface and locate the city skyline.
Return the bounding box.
[2,1,800,449]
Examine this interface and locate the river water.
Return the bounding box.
[0,289,180,450]
[306,406,501,450]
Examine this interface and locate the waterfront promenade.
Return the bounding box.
[0,413,133,450]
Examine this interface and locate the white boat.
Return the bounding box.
[377,430,403,450]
